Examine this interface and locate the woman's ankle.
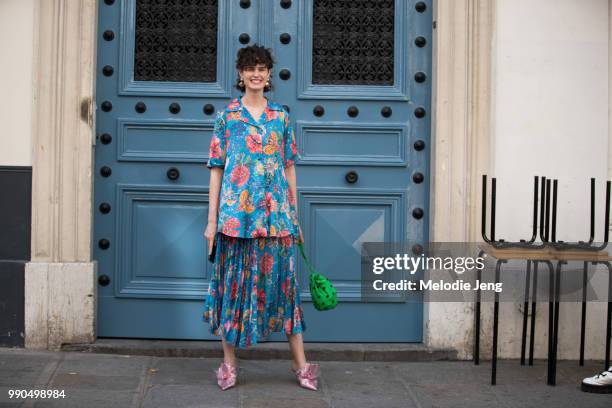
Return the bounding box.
[223,357,237,367]
[291,361,306,371]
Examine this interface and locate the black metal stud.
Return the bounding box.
[203,104,215,115]
[412,208,424,220]
[414,72,427,83]
[104,0,115,5]
[169,103,181,114]
[413,172,425,184]
[415,36,427,48]
[283,104,290,112]
[240,0,250,8]
[99,202,111,214]
[414,107,426,118]
[412,244,424,256]
[135,102,146,113]
[347,106,359,117]
[381,106,392,118]
[414,140,426,151]
[103,30,114,41]
[313,105,324,117]
[102,65,114,76]
[279,69,291,80]
[98,239,110,250]
[167,167,180,180]
[280,33,291,44]
[239,33,250,44]
[100,133,112,144]
[415,1,427,12]
[98,275,110,286]
[101,101,112,112]
[280,0,292,9]
[100,166,112,177]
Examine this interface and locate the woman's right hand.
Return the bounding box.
[204,222,218,256]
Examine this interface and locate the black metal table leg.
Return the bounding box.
[521,260,532,365]
[545,261,555,385]
[580,261,588,366]
[550,260,565,386]
[529,261,538,366]
[474,249,484,365]
[492,260,505,385]
[605,261,612,370]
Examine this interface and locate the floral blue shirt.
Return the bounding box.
[206,96,302,238]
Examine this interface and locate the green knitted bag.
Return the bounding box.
[297,241,338,311]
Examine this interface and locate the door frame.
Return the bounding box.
[26,0,493,358]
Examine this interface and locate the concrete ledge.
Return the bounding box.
[61,339,458,361]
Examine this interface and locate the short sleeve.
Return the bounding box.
[206,111,228,169]
[282,111,301,168]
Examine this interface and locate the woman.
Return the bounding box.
[202,44,320,391]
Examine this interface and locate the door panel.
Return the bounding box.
[94,0,431,342]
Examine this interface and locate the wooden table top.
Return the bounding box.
[477,243,612,262]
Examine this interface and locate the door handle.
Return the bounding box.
[167,167,180,180]
[345,170,358,184]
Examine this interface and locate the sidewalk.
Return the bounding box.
[0,347,609,408]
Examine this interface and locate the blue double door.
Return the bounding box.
[94,0,431,342]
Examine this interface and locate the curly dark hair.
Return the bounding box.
[235,44,275,93]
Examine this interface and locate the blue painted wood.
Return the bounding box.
[95,0,432,343]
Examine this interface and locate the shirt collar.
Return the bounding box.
[227,96,283,125]
[227,96,283,112]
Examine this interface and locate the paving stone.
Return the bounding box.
[243,396,329,408]
[148,356,219,386]
[409,383,501,408]
[319,362,418,408]
[0,351,58,386]
[49,373,141,391]
[55,352,150,378]
[29,389,138,408]
[141,384,239,408]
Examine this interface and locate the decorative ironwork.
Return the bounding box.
[239,33,250,44]
[412,172,424,184]
[99,203,111,214]
[413,140,425,151]
[203,104,215,115]
[312,0,394,85]
[102,65,114,76]
[414,107,426,118]
[279,69,291,80]
[280,33,291,44]
[134,0,218,82]
[135,102,147,113]
[414,72,427,83]
[101,101,113,112]
[100,133,112,144]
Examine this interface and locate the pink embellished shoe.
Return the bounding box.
[215,362,238,390]
[292,362,320,391]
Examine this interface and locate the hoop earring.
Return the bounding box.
[264,79,271,91]
[239,78,244,87]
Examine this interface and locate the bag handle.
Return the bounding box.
[296,241,317,275]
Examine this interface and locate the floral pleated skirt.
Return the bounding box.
[202,232,307,349]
